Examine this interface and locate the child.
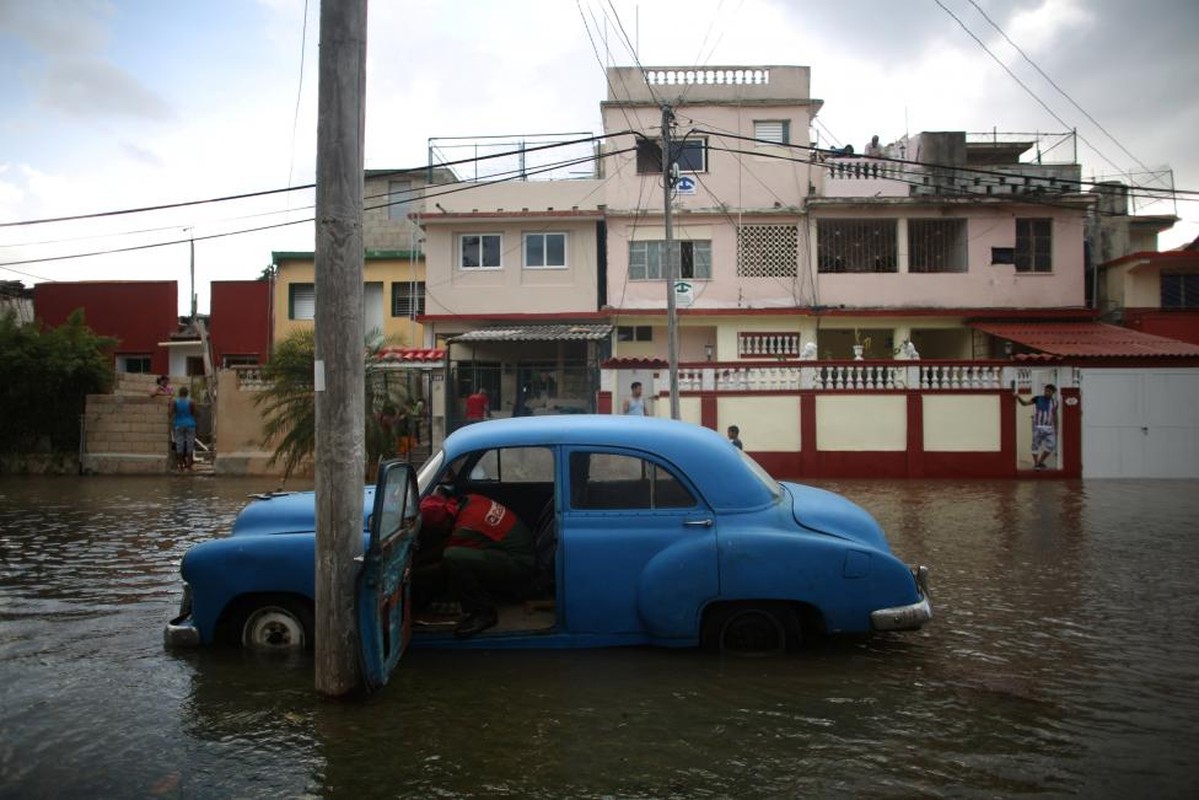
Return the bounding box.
[727,425,743,450]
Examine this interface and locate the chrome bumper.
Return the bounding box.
[871,565,933,631]
[163,583,201,648]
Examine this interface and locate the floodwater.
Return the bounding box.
[2,476,1198,799]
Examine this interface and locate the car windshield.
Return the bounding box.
[416,450,445,495]
[738,448,783,500]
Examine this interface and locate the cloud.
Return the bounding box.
[36,58,175,121]
[119,140,164,167]
[0,0,112,55]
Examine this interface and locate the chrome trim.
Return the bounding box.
[163,583,200,648]
[872,565,933,631]
[164,616,201,648]
[871,596,932,631]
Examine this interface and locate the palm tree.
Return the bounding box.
[255,328,411,480]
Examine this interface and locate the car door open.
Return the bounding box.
[357,459,419,692]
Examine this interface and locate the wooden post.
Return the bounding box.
[314,0,368,697]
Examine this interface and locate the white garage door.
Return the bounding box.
[1081,368,1199,478]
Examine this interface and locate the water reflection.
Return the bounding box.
[2,477,1198,797]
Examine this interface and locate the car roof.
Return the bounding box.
[442,415,777,511]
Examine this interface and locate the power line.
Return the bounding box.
[933,0,1128,179]
[691,127,1199,201]
[0,145,635,271]
[0,184,314,230]
[0,132,623,231]
[964,0,1155,179]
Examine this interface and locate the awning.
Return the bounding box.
[448,324,613,344]
[375,347,446,364]
[970,322,1199,358]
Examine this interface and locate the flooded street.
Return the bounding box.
[2,475,1198,798]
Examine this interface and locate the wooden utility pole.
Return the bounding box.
[314,0,368,697]
[662,103,680,419]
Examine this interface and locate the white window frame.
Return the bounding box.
[523,232,568,269]
[753,120,789,145]
[628,240,712,281]
[459,233,503,270]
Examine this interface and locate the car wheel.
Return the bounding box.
[234,598,313,652]
[705,603,798,656]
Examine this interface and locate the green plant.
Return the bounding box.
[254,328,409,479]
[0,309,114,454]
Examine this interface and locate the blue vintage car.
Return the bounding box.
[165,416,930,686]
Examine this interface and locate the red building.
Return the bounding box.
[209,280,272,367]
[33,281,179,375]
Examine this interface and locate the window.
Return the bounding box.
[569,452,695,510]
[635,137,708,174]
[909,219,968,273]
[117,355,152,373]
[451,447,555,484]
[629,240,712,280]
[289,283,315,320]
[391,281,426,317]
[816,219,897,273]
[459,234,502,269]
[1162,272,1199,309]
[737,224,798,277]
[753,120,790,145]
[1015,218,1052,273]
[387,180,412,221]
[617,325,653,342]
[222,354,259,367]
[524,233,567,268]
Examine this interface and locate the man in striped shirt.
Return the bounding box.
[1017,384,1058,470]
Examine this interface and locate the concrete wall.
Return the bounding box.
[82,394,172,474]
[212,367,301,477]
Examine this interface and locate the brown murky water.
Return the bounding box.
[2,475,1198,798]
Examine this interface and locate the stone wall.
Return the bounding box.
[81,394,172,474]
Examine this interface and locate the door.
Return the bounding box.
[1082,368,1199,478]
[357,459,419,692]
[560,449,718,641]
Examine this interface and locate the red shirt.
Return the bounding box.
[464,392,489,420]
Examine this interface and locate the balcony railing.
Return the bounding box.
[677,361,1010,392]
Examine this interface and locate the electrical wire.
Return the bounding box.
[0,146,635,271]
[963,0,1155,179]
[933,0,1128,179]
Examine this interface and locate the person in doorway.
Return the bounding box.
[727,425,743,450]
[170,386,197,471]
[1016,383,1058,470]
[622,381,646,416]
[464,387,490,422]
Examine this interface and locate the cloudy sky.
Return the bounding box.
[2,0,1196,313]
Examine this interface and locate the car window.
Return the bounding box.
[738,449,783,500]
[447,447,555,485]
[569,451,696,510]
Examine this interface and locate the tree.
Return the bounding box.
[0,309,115,453]
[254,328,410,479]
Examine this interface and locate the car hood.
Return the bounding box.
[229,488,374,537]
[782,481,891,552]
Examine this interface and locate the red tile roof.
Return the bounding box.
[971,322,1199,358]
[375,347,445,363]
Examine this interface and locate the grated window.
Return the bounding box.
[737,224,798,277]
[909,219,968,273]
[817,219,898,273]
